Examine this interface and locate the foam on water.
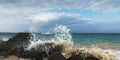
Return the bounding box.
[82,47,116,60]
[26,25,73,52]
[112,50,120,60]
[1,37,8,41]
[26,25,120,60]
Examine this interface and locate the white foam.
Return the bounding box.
[113,50,120,60]
[2,37,8,41]
[26,25,73,51]
[26,25,119,60]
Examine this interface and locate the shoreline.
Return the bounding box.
[0,33,119,60]
[0,55,30,60]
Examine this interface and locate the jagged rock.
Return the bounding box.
[6,33,32,49]
[21,50,47,60]
[67,53,100,60]
[48,52,66,60]
[0,33,64,60]
[20,42,60,60]
[0,33,32,56]
[85,56,100,60]
[67,55,100,60]
[67,55,83,60]
[0,33,100,60]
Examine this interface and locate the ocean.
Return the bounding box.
[0,33,120,48]
[0,25,120,60]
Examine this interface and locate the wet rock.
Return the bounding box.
[85,56,100,60]
[0,33,61,60]
[0,33,101,60]
[6,33,32,49]
[22,50,47,60]
[48,52,66,60]
[22,42,58,60]
[0,33,32,56]
[67,55,83,60]
[67,54,100,60]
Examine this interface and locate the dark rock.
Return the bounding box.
[12,42,56,60]
[21,42,57,60]
[85,56,100,60]
[48,52,66,60]
[21,50,47,60]
[0,33,32,56]
[67,54,100,60]
[0,33,61,60]
[0,33,100,60]
[67,55,83,60]
[6,33,32,49]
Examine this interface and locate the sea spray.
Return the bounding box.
[26,27,37,50]
[26,25,73,54]
[26,25,118,60]
[1,37,8,41]
[54,25,73,51]
[112,50,120,60]
[82,47,116,60]
[63,47,117,60]
[54,25,72,43]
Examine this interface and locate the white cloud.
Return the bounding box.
[31,12,63,22]
[0,0,120,32]
[0,5,19,14]
[89,0,120,13]
[29,12,91,23]
[26,12,93,32]
[0,0,120,14]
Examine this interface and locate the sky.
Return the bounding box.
[0,0,120,33]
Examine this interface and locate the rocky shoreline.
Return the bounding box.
[0,33,114,60]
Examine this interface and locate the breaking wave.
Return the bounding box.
[26,25,120,60]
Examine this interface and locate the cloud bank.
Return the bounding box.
[0,0,120,14]
[0,0,120,33]
[27,12,92,33]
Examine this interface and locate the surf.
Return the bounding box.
[25,25,120,60]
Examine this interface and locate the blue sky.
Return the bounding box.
[0,0,120,33]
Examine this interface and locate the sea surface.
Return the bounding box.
[1,25,120,60]
[0,33,120,49]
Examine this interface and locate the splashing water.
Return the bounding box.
[54,25,73,49]
[25,27,37,50]
[54,25,72,43]
[26,25,119,60]
[26,25,73,52]
[2,37,8,41]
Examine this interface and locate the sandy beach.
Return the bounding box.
[0,55,30,60]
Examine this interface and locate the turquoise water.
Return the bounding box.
[0,33,120,46]
[72,34,120,45]
[0,33,16,41]
[1,33,120,60]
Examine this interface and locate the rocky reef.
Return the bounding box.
[0,32,110,60]
[0,33,32,56]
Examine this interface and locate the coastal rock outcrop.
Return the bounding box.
[0,33,32,56]
[85,56,100,60]
[0,33,101,60]
[48,52,66,60]
[67,54,100,60]
[67,54,83,60]
[6,33,32,49]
